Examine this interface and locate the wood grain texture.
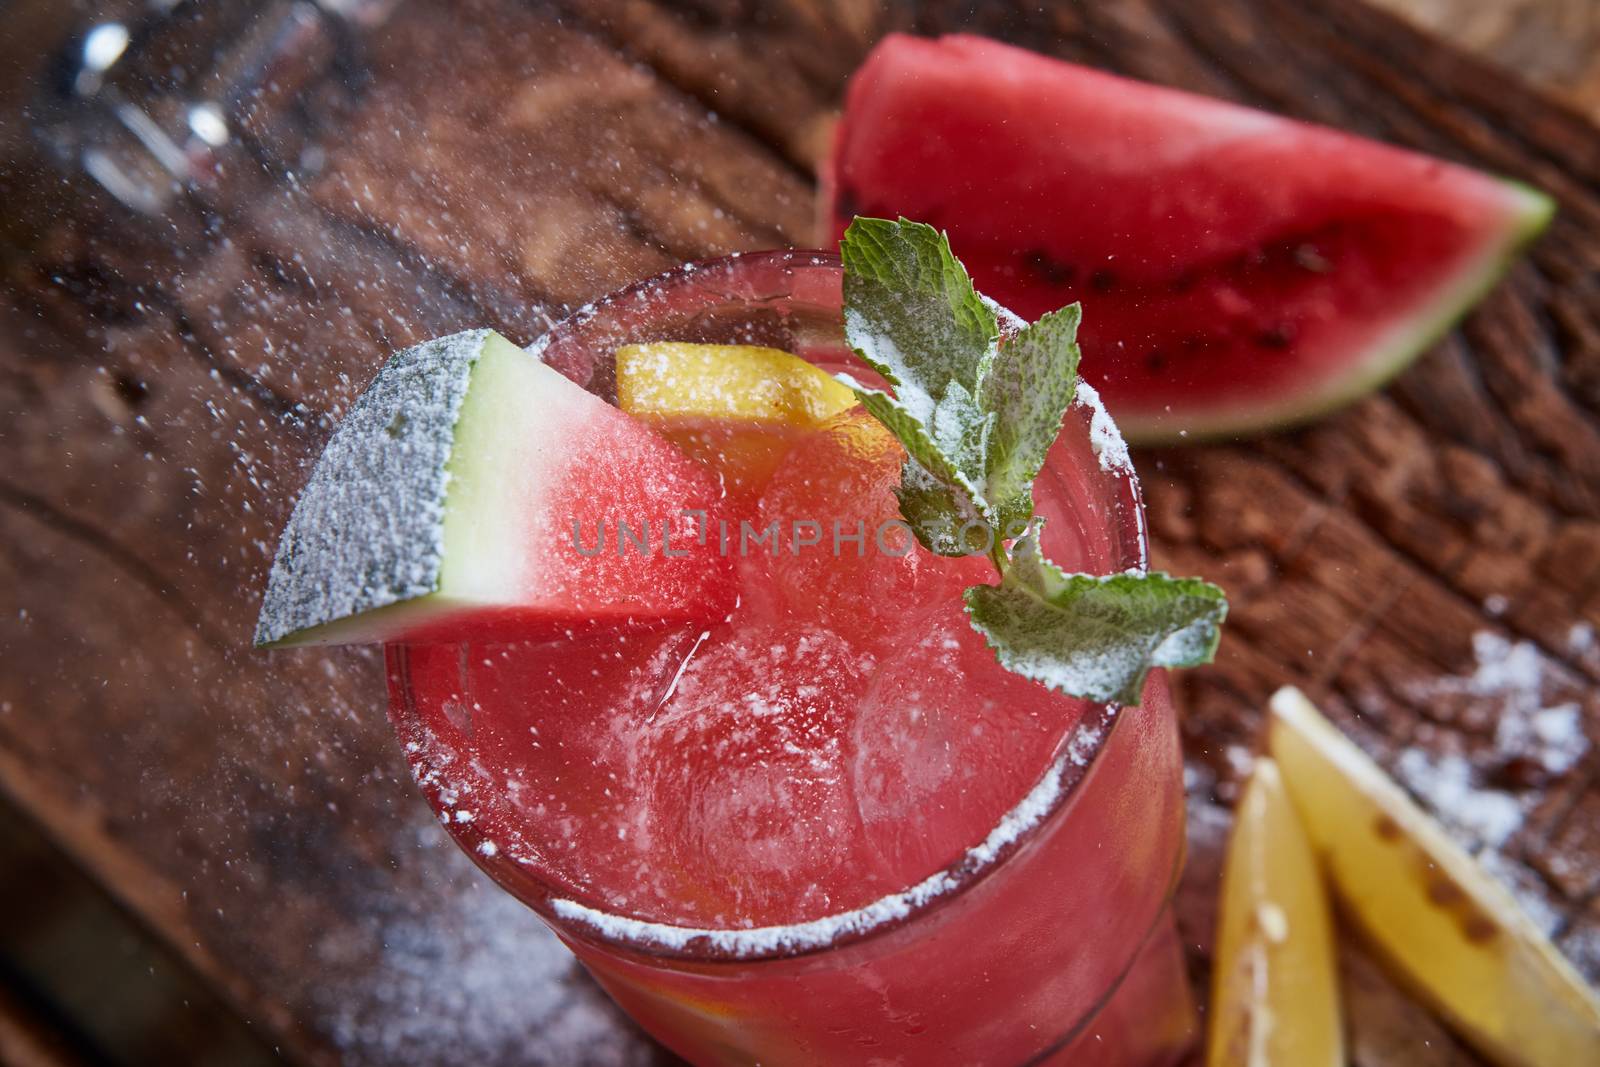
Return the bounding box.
[1378,0,1600,121]
[1,1,1598,1064]
[0,984,86,1067]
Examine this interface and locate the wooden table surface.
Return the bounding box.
[2,1,1599,1064]
[1373,0,1600,122]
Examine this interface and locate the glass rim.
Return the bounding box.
[504,248,1154,964]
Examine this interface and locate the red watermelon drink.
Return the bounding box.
[384,249,1201,1066]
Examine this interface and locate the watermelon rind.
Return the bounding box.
[255,330,571,647]
[823,34,1559,447]
[1117,180,1555,444]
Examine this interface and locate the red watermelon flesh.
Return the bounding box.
[256,330,735,648]
[823,34,1553,442]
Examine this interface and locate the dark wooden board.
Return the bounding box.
[1,1,1598,1064]
[1376,0,1600,123]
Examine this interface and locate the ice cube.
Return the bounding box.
[851,604,1085,878]
[639,625,879,925]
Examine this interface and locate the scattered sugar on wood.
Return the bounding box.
[1570,621,1597,664]
[315,827,652,1067]
[1394,749,1524,849]
[1396,629,1592,874]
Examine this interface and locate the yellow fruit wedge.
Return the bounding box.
[1268,686,1600,1067]
[616,343,858,497]
[616,342,857,426]
[1208,757,1344,1067]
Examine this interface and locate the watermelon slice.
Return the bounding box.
[255,330,732,647]
[822,34,1554,442]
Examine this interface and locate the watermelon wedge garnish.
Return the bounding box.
[255,330,732,647]
[822,34,1555,442]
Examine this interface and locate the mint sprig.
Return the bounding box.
[966,525,1226,705]
[840,219,1000,555]
[840,216,998,423]
[978,304,1082,532]
[838,217,1227,706]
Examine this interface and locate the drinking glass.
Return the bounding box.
[387,251,1195,1066]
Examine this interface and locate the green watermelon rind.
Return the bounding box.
[254,588,481,649]
[256,330,603,648]
[1116,181,1556,444]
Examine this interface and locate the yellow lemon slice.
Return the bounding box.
[1269,687,1600,1067]
[616,343,858,498]
[617,342,856,427]
[1208,756,1343,1067]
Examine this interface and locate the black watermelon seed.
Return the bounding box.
[1255,323,1296,349]
[1145,350,1168,374]
[1089,268,1117,292]
[1023,249,1075,286]
[835,184,860,222]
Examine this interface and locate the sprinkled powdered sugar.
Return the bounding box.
[1072,381,1132,474]
[1394,749,1525,849]
[979,293,1029,335]
[316,824,653,1067]
[1559,924,1600,977]
[550,704,1116,957]
[255,330,495,645]
[841,306,932,423]
[1396,630,1592,850]
[1570,621,1597,658]
[1476,849,1565,936]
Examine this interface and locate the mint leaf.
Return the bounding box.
[837,215,1229,705]
[841,217,997,425]
[964,529,1228,706]
[843,378,992,555]
[895,461,988,556]
[840,218,1000,555]
[977,304,1082,528]
[929,379,993,478]
[848,384,994,556]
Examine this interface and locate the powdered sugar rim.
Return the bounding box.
[549,704,1114,959]
[1072,381,1132,475]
